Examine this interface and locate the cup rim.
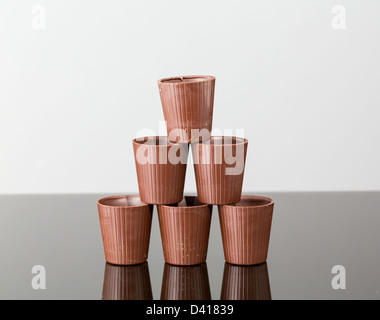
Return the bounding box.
[221,195,274,208]
[97,195,149,208]
[194,136,248,147]
[159,196,209,209]
[132,136,185,147]
[158,75,215,85]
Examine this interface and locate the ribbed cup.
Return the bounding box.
[157,196,212,266]
[133,136,188,204]
[102,262,153,300]
[220,262,271,300]
[218,195,274,265]
[158,75,215,143]
[192,136,248,205]
[161,263,211,300]
[97,195,153,265]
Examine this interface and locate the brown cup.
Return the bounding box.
[218,195,274,265]
[97,195,153,265]
[161,263,211,300]
[220,262,271,300]
[157,196,212,266]
[102,262,153,300]
[192,136,248,205]
[133,136,188,205]
[158,75,215,143]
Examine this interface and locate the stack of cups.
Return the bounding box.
[97,75,275,272]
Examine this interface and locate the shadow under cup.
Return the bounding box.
[97,195,153,265]
[161,263,211,300]
[221,262,271,300]
[102,262,153,300]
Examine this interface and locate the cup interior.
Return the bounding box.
[199,136,247,146]
[133,136,177,146]
[166,196,206,208]
[159,75,214,84]
[229,196,273,207]
[98,195,146,207]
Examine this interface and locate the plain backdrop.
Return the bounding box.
[0,0,379,194]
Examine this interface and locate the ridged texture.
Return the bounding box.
[220,262,271,300]
[102,262,153,300]
[157,203,212,265]
[158,76,215,143]
[218,196,274,265]
[161,263,211,300]
[133,140,188,204]
[192,138,248,205]
[98,203,153,265]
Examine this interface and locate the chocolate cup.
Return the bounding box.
[220,262,271,300]
[97,195,153,265]
[218,195,274,265]
[157,196,212,266]
[133,136,188,205]
[102,262,153,300]
[158,75,215,143]
[161,263,211,300]
[192,136,248,205]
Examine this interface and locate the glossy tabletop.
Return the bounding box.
[0,192,379,300]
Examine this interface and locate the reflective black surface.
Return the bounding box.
[0,192,379,299]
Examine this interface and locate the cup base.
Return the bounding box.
[164,259,207,267]
[224,259,267,266]
[105,259,148,266]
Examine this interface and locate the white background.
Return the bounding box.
[0,0,379,194]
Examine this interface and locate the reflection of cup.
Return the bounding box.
[132,136,188,204]
[192,136,248,205]
[97,195,153,265]
[158,75,215,143]
[220,262,271,300]
[158,196,212,266]
[161,263,211,300]
[102,262,153,300]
